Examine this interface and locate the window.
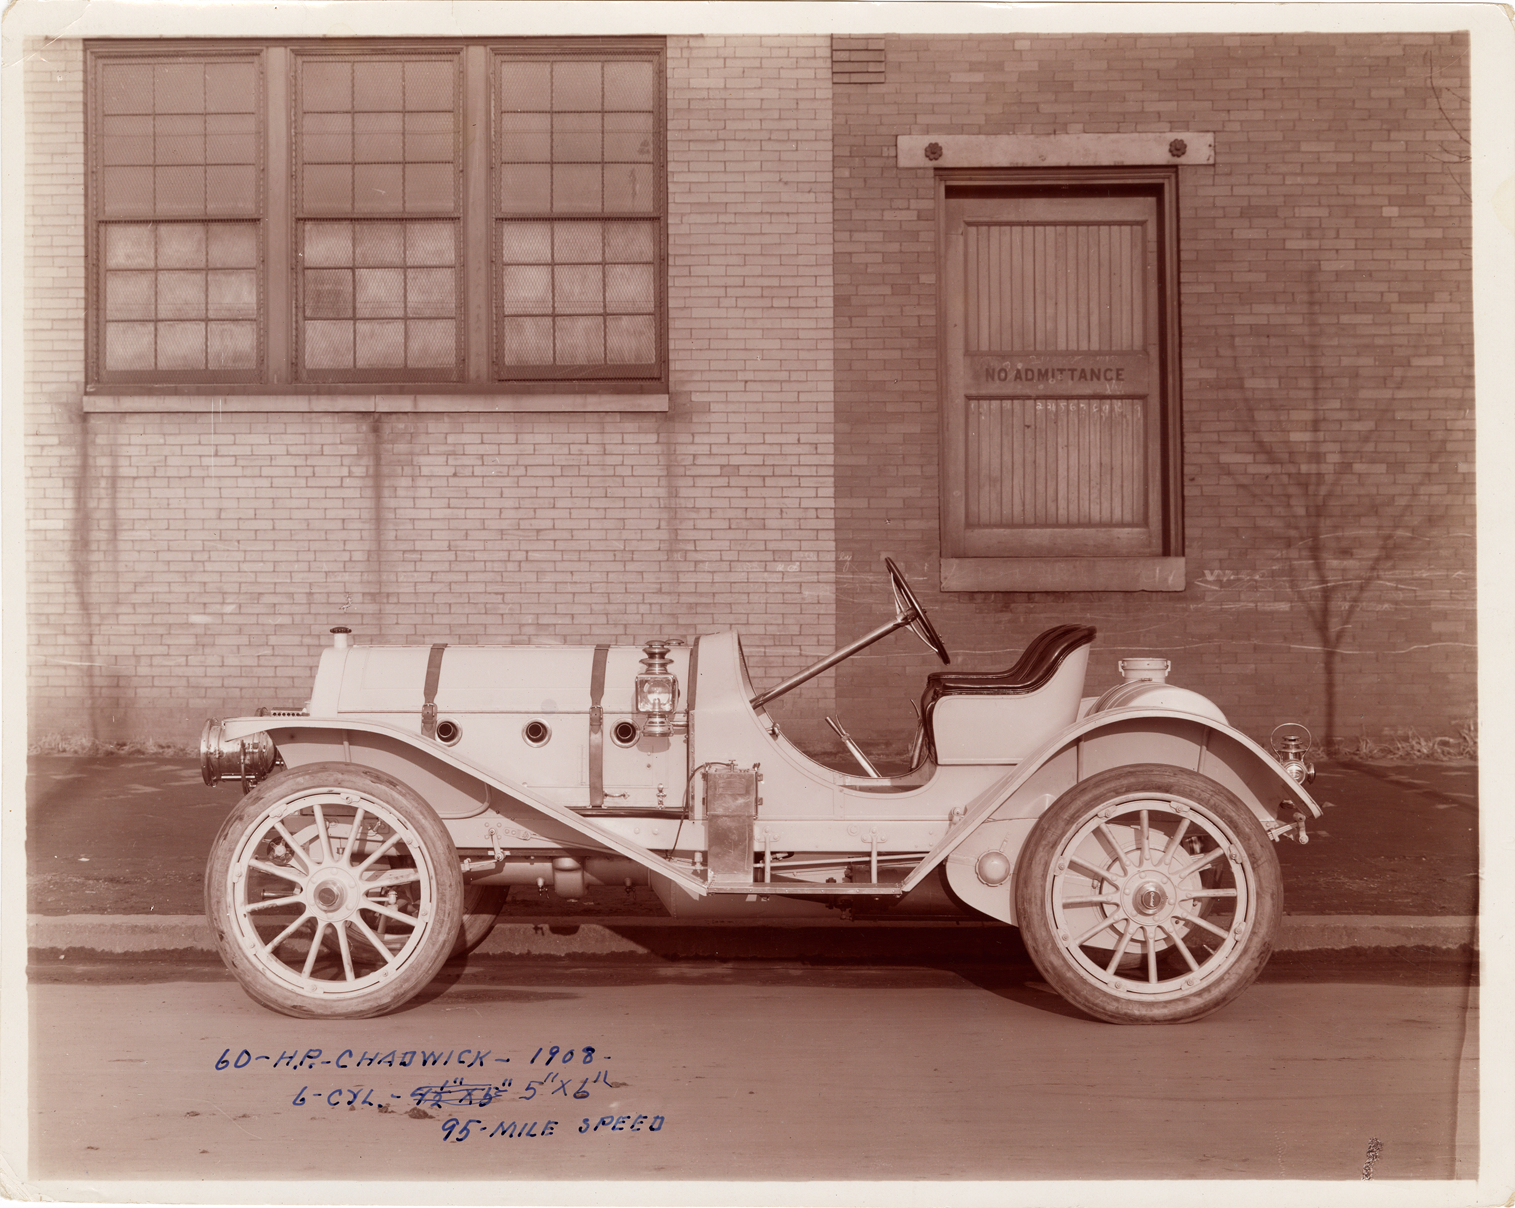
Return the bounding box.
[495,55,661,380]
[86,40,666,400]
[937,171,1184,591]
[295,52,463,382]
[91,52,264,383]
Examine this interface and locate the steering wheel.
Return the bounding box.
[885,557,950,665]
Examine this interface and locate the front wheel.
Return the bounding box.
[205,762,465,1019]
[1014,765,1282,1024]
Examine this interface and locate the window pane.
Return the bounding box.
[604,60,655,110]
[208,321,258,368]
[501,316,552,363]
[158,320,206,369]
[303,112,353,163]
[552,61,601,110]
[353,59,403,112]
[105,271,155,320]
[554,221,602,263]
[552,112,601,163]
[499,62,551,112]
[605,219,655,262]
[101,167,154,216]
[305,221,354,267]
[206,166,259,217]
[498,112,551,162]
[105,224,155,269]
[500,164,551,211]
[355,268,405,317]
[102,115,152,165]
[153,166,205,216]
[606,314,655,363]
[205,62,257,114]
[154,62,205,113]
[354,163,404,212]
[404,163,455,212]
[208,223,258,268]
[500,221,552,263]
[406,319,456,367]
[157,271,206,319]
[303,164,353,213]
[603,162,655,212]
[500,265,552,313]
[105,322,157,370]
[206,113,258,165]
[406,267,455,317]
[555,315,602,364]
[208,270,258,319]
[356,319,406,368]
[604,112,655,163]
[354,110,404,162]
[552,164,601,212]
[157,223,206,268]
[101,63,153,114]
[405,221,454,265]
[303,61,351,112]
[352,221,403,266]
[405,111,454,162]
[304,319,354,369]
[606,262,654,311]
[155,113,204,165]
[405,60,455,110]
[305,269,354,319]
[554,264,602,314]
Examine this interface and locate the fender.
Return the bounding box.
[206,715,712,897]
[900,707,1320,922]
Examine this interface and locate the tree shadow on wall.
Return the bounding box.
[1233,278,1455,754]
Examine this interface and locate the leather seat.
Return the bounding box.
[922,624,1097,705]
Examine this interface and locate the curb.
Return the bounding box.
[27,912,1479,958]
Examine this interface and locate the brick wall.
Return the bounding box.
[832,32,1475,751]
[25,35,838,743]
[25,30,1476,754]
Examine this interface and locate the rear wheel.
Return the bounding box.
[451,884,508,958]
[1014,764,1282,1024]
[205,762,464,1019]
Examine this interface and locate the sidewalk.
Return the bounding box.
[24,752,1478,956]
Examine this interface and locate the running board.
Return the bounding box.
[703,881,905,896]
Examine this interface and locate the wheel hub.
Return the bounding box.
[1129,878,1170,917]
[310,870,358,918]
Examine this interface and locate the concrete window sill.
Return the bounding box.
[81,393,671,415]
[942,557,1186,593]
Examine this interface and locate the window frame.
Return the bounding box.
[86,44,269,387]
[935,167,1186,592]
[84,37,669,403]
[490,43,668,384]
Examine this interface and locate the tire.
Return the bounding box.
[450,884,508,959]
[205,762,465,1019]
[1014,764,1282,1024]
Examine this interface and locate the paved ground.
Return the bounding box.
[25,753,1479,918]
[26,968,1479,1185]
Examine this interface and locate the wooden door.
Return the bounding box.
[942,194,1165,560]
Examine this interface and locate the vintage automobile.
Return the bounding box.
[201,558,1320,1024]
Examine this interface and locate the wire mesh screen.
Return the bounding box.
[101,222,260,372]
[496,55,661,375]
[98,58,260,219]
[296,54,462,378]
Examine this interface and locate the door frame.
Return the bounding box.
[934,167,1185,592]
